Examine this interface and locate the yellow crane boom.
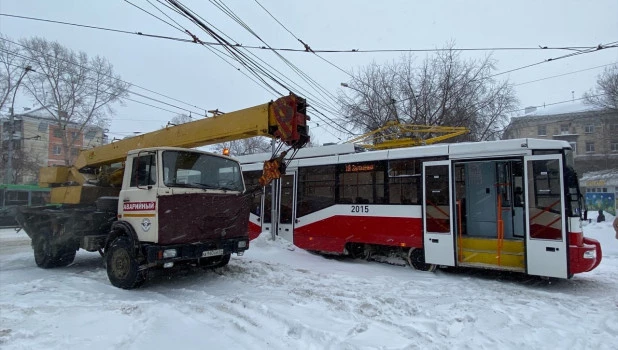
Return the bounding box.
[75,94,309,169]
[39,94,310,199]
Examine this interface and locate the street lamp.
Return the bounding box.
[5,65,33,184]
[340,82,400,123]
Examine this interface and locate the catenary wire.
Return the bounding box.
[0,37,207,115]
[0,13,601,54]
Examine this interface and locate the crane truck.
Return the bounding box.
[14,94,310,289]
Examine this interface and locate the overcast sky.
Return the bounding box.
[1,0,617,145]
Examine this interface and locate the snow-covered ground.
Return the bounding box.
[1,220,617,349]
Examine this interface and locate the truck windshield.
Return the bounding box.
[162,151,244,192]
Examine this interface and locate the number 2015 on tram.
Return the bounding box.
[239,138,602,279]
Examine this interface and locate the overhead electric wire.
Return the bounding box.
[205,0,341,114]
[0,48,203,117]
[135,0,348,133]
[514,63,617,86]
[1,59,183,116]
[0,36,208,115]
[490,41,618,79]
[215,0,340,107]
[123,0,187,34]
[505,93,608,115]
[389,41,618,106]
[161,0,347,123]
[199,0,350,131]
[1,13,606,54]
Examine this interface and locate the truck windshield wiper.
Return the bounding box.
[166,182,206,189]
[166,182,240,191]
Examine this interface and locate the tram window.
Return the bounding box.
[7,191,29,205]
[297,165,336,217]
[243,170,263,216]
[389,159,421,204]
[527,159,563,240]
[338,162,385,204]
[389,176,420,204]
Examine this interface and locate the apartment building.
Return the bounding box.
[1,106,107,184]
[503,103,618,175]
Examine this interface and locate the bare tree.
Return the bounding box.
[338,46,518,142]
[0,35,26,112]
[0,144,42,183]
[163,113,193,127]
[212,137,272,156]
[19,37,129,165]
[584,64,618,111]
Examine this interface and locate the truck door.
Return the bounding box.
[423,161,455,266]
[524,155,568,278]
[119,152,159,243]
[277,171,297,242]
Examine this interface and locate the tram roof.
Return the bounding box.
[237,138,571,169]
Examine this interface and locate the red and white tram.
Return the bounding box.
[239,138,602,278]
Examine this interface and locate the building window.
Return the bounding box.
[585,142,595,153]
[584,125,594,133]
[38,122,48,132]
[70,131,79,140]
[52,145,62,155]
[53,128,63,138]
[611,142,618,152]
[85,130,96,139]
[71,148,80,156]
[560,124,569,134]
[537,125,546,136]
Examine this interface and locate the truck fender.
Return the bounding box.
[105,221,140,256]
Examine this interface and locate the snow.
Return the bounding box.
[524,101,599,116]
[1,224,618,349]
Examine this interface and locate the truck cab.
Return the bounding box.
[105,147,251,288]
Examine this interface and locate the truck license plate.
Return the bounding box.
[202,249,223,257]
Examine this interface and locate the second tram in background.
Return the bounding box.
[239,138,602,279]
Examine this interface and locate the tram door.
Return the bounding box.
[277,171,297,242]
[423,161,455,266]
[524,155,568,278]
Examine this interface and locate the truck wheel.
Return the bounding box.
[33,235,56,268]
[199,253,231,269]
[407,248,437,272]
[212,254,231,268]
[54,249,77,267]
[106,237,144,289]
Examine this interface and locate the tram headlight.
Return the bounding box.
[583,250,596,259]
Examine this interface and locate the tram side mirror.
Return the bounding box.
[583,210,588,221]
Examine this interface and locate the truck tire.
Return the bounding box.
[106,237,144,289]
[213,253,231,268]
[199,253,231,269]
[33,235,76,268]
[54,249,77,267]
[33,235,56,268]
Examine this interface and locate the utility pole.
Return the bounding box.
[5,65,32,184]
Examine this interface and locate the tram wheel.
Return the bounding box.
[407,248,437,272]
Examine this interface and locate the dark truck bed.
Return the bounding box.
[14,197,119,253]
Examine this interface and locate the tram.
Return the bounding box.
[239,139,602,278]
[0,184,50,227]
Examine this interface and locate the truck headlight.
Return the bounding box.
[238,240,247,249]
[163,249,177,258]
[583,250,596,259]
